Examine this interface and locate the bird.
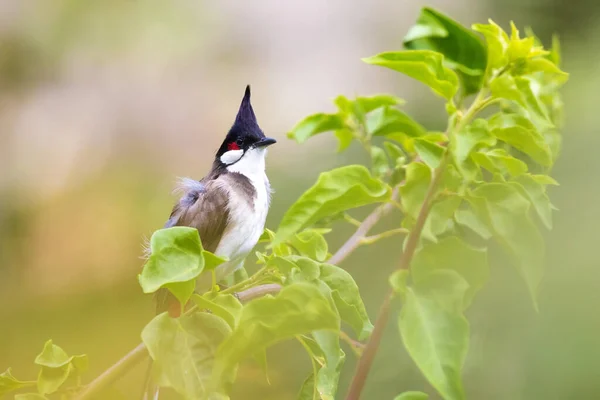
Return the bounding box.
[143,85,276,399]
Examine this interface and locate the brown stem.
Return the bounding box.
[235,283,282,302]
[74,343,148,400]
[344,155,450,400]
[328,188,400,266]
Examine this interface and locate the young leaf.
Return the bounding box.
[399,282,468,400]
[468,183,545,308]
[472,148,528,177]
[400,162,432,218]
[192,293,243,330]
[289,229,330,262]
[141,312,232,399]
[15,394,48,400]
[213,283,339,388]
[335,94,405,117]
[454,208,492,240]
[319,263,374,340]
[0,368,36,396]
[367,107,426,138]
[34,340,71,368]
[363,50,459,99]
[511,174,555,229]
[404,7,487,94]
[414,139,445,169]
[37,365,71,395]
[139,227,212,293]
[273,165,391,245]
[297,373,317,400]
[311,331,346,400]
[411,236,489,308]
[394,391,429,400]
[472,20,509,73]
[422,195,462,242]
[489,113,552,166]
[371,146,390,177]
[288,113,345,144]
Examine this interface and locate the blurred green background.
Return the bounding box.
[0,1,598,399]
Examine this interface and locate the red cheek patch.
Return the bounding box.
[228,142,240,151]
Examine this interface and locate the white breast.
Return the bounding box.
[214,147,271,279]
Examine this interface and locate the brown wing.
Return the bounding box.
[156,177,230,315]
[164,178,230,253]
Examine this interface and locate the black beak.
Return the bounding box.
[255,137,277,148]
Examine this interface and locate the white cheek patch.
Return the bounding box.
[220,149,244,165]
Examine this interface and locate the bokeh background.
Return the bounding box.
[1,1,598,399]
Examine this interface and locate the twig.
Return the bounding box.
[74,284,282,399]
[360,227,409,245]
[235,283,282,302]
[74,343,148,400]
[328,188,400,266]
[344,91,491,400]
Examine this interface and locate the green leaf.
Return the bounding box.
[273,165,391,245]
[363,50,459,99]
[472,20,509,72]
[371,146,390,177]
[334,129,354,152]
[394,391,430,400]
[0,368,36,396]
[34,341,71,368]
[411,236,488,308]
[399,283,468,400]
[142,312,232,399]
[389,270,409,297]
[490,75,551,125]
[511,174,554,229]
[422,195,462,242]
[404,7,487,94]
[454,208,492,240]
[414,139,445,169]
[468,183,544,308]
[451,119,495,180]
[384,141,406,164]
[213,283,339,388]
[289,229,330,262]
[37,365,71,395]
[335,94,405,117]
[471,148,528,177]
[320,263,373,340]
[489,113,552,166]
[400,162,431,218]
[367,107,426,138]
[192,293,243,330]
[287,113,345,144]
[311,331,346,400]
[297,373,316,400]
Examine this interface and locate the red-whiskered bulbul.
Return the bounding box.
[143,86,276,400]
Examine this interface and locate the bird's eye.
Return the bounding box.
[236,138,244,146]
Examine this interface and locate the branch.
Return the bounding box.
[74,343,148,400]
[328,188,400,266]
[74,284,282,400]
[345,91,491,400]
[235,283,282,302]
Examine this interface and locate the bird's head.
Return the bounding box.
[215,85,276,169]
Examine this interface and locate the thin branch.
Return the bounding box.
[74,284,282,400]
[328,188,400,266]
[74,343,148,400]
[235,283,282,302]
[360,227,409,245]
[345,91,491,400]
